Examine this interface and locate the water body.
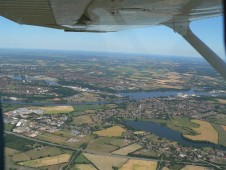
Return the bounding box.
[120,90,226,100]
[1,90,226,106]
[124,120,226,151]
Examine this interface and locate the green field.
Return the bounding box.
[71,104,108,116]
[4,123,15,131]
[11,147,64,162]
[5,134,37,152]
[86,137,129,153]
[206,114,226,125]
[74,154,91,164]
[212,124,226,146]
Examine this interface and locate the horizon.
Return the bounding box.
[0,48,211,60]
[0,16,225,60]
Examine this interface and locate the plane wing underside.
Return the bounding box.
[0,0,223,32]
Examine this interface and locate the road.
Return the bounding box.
[4,131,226,169]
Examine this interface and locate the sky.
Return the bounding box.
[0,16,225,59]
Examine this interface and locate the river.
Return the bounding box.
[120,90,226,100]
[1,90,226,106]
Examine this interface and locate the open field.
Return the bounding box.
[5,134,36,152]
[216,99,226,104]
[37,133,95,148]
[120,159,158,170]
[73,105,104,112]
[43,163,67,170]
[181,165,208,170]
[74,154,90,164]
[52,129,74,138]
[73,115,93,125]
[212,124,226,146]
[18,154,71,168]
[83,153,128,170]
[86,137,129,153]
[12,147,63,162]
[93,125,126,137]
[183,120,218,144]
[37,133,68,144]
[133,149,159,158]
[112,143,142,155]
[206,114,226,125]
[5,147,20,156]
[40,106,74,114]
[74,164,97,170]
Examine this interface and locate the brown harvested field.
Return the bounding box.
[112,143,142,155]
[40,106,74,114]
[73,115,93,125]
[120,159,158,170]
[74,164,97,170]
[83,153,128,170]
[183,120,218,144]
[181,165,209,170]
[93,125,126,137]
[18,154,71,168]
[217,99,226,104]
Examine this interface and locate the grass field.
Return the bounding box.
[93,125,126,137]
[83,153,128,170]
[73,115,93,125]
[40,106,74,114]
[181,165,208,170]
[112,143,142,155]
[52,130,74,138]
[12,147,64,162]
[18,154,71,168]
[206,114,226,126]
[120,159,158,170]
[5,147,20,156]
[74,164,97,170]
[4,123,15,131]
[74,105,105,112]
[5,134,36,152]
[74,154,90,164]
[86,137,129,153]
[37,133,68,144]
[133,149,159,158]
[37,133,95,148]
[212,124,226,146]
[183,120,218,144]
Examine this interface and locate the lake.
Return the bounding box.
[124,120,226,151]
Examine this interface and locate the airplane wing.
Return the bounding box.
[0,0,225,79]
[0,0,222,32]
[0,0,223,32]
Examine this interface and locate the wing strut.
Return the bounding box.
[165,22,226,80]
